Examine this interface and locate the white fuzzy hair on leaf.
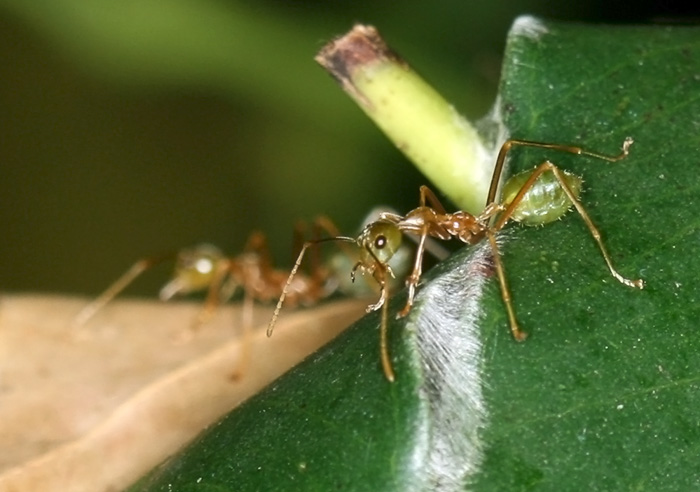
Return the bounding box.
[403,241,495,491]
[510,15,549,41]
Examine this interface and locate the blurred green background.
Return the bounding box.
[0,0,695,297]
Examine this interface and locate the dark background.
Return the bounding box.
[0,0,696,297]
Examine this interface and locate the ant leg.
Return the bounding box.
[363,264,391,312]
[359,263,395,382]
[547,163,644,289]
[312,215,344,238]
[486,230,527,341]
[419,185,448,214]
[193,258,234,329]
[494,161,644,289]
[487,137,634,206]
[243,230,280,297]
[244,231,273,270]
[398,231,428,318]
[299,216,353,291]
[230,290,254,381]
[308,216,346,284]
[376,186,446,319]
[379,283,395,382]
[378,211,403,223]
[74,253,174,326]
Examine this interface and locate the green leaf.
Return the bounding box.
[129,18,700,491]
[473,17,700,490]
[128,246,492,492]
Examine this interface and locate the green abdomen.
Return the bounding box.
[501,167,583,226]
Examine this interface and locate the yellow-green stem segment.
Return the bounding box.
[316,24,490,214]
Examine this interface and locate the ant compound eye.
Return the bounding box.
[374,235,387,250]
[360,221,402,263]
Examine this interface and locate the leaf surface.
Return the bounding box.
[129,18,700,491]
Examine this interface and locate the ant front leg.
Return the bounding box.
[393,185,448,318]
[398,231,428,318]
[358,260,393,312]
[361,262,395,382]
[379,285,395,383]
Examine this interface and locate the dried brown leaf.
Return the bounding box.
[0,294,366,492]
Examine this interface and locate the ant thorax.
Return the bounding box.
[395,207,453,240]
[440,211,489,245]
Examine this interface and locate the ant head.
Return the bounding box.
[357,220,403,265]
[160,244,224,299]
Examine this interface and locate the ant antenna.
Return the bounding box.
[74,253,174,326]
[267,236,355,337]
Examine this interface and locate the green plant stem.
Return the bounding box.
[315,24,490,214]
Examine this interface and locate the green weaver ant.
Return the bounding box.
[269,136,644,382]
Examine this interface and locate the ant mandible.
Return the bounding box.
[269,136,645,382]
